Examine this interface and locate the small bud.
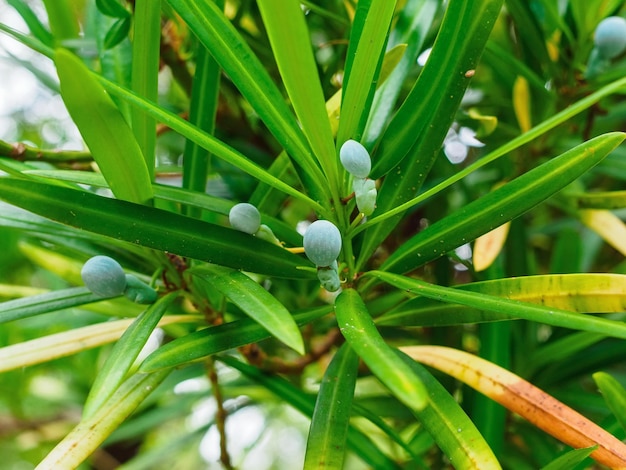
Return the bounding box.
[353,178,377,216]
[81,255,127,298]
[124,274,158,304]
[229,203,261,234]
[317,261,341,292]
[340,140,371,179]
[303,220,342,267]
[255,224,281,245]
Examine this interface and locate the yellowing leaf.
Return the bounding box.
[473,221,510,272]
[513,76,532,133]
[468,107,498,137]
[400,345,626,469]
[580,209,626,256]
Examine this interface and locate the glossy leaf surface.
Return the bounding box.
[0,178,313,279]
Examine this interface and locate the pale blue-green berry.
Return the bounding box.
[124,274,158,304]
[340,139,371,178]
[317,261,340,292]
[353,178,377,216]
[594,16,626,59]
[229,203,261,234]
[81,255,127,298]
[303,220,342,267]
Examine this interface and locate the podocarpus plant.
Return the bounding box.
[2,1,626,468]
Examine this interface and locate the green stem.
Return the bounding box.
[0,140,92,163]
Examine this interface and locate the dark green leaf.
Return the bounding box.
[194,265,304,354]
[140,307,329,372]
[83,292,179,419]
[304,343,359,470]
[54,48,154,204]
[381,132,626,274]
[0,178,314,279]
[104,16,132,50]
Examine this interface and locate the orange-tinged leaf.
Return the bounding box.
[400,345,626,469]
[473,221,510,272]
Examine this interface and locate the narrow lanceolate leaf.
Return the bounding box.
[337,0,397,144]
[358,0,503,269]
[396,352,501,470]
[139,307,330,373]
[400,346,626,469]
[0,178,313,279]
[0,315,197,373]
[377,273,626,327]
[0,286,101,324]
[540,447,597,470]
[165,0,329,209]
[83,292,179,419]
[257,0,338,192]
[579,209,626,256]
[54,48,153,204]
[182,42,221,218]
[218,354,403,470]
[381,132,626,274]
[335,288,429,411]
[130,0,161,177]
[304,344,359,470]
[193,266,304,354]
[372,271,626,339]
[569,190,626,209]
[593,372,626,434]
[35,370,170,470]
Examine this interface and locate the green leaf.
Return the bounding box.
[96,0,130,18]
[103,16,132,50]
[0,23,323,213]
[257,0,339,197]
[164,0,329,210]
[83,292,179,419]
[22,168,305,247]
[130,0,161,177]
[304,343,359,470]
[42,0,79,40]
[363,0,439,145]
[54,48,154,204]
[6,0,54,46]
[0,286,101,324]
[358,0,503,267]
[593,372,626,434]
[36,370,171,470]
[335,288,429,411]
[397,352,501,470]
[140,307,329,372]
[0,178,313,279]
[182,39,221,218]
[381,132,626,274]
[218,354,403,470]
[378,274,626,327]
[338,0,397,144]
[193,266,304,354]
[540,447,597,470]
[568,190,626,209]
[372,271,626,340]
